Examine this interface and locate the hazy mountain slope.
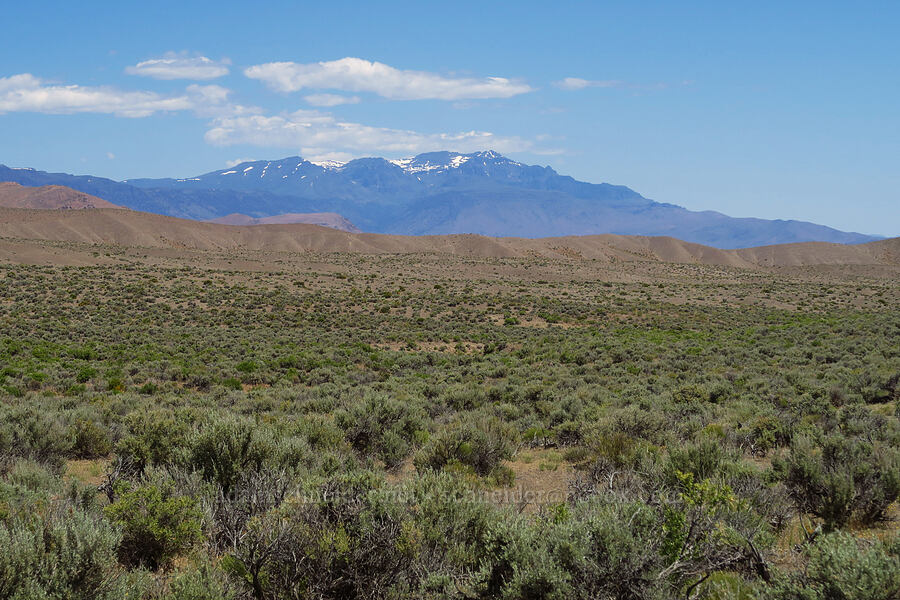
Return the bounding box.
[0,207,894,268]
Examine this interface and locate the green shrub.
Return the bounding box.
[186,416,274,493]
[115,410,190,474]
[0,504,147,599]
[0,406,73,470]
[69,419,112,459]
[415,415,517,477]
[336,394,426,469]
[771,531,900,600]
[104,482,204,570]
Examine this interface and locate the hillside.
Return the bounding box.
[0,151,880,248]
[0,206,895,268]
[0,181,121,210]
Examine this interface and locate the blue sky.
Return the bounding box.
[1,1,897,236]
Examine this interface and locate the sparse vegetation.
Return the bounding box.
[0,242,897,598]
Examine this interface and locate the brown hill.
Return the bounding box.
[0,182,122,210]
[0,206,895,268]
[208,212,361,233]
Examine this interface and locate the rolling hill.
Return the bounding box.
[0,205,895,268]
[0,181,121,210]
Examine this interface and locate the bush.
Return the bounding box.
[336,394,426,469]
[69,419,112,459]
[104,482,204,570]
[415,414,517,477]
[771,531,900,600]
[0,406,73,470]
[0,504,147,599]
[185,416,274,493]
[776,433,900,530]
[115,410,190,474]
[224,472,418,599]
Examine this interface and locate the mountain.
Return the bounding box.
[208,212,360,232]
[0,181,121,210]
[0,206,896,268]
[0,151,880,248]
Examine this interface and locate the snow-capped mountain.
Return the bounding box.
[0,152,879,248]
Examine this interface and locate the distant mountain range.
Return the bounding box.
[0,151,879,248]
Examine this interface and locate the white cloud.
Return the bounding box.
[225,158,258,167]
[204,109,541,157]
[244,57,533,100]
[106,152,115,159]
[0,74,257,118]
[0,73,195,117]
[125,52,230,80]
[553,77,624,91]
[303,93,361,107]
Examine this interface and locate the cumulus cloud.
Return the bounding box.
[0,74,257,118]
[244,57,533,100]
[303,93,361,107]
[553,77,624,90]
[204,109,539,157]
[125,52,230,80]
[0,73,195,117]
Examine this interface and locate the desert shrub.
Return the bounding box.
[209,468,296,553]
[673,383,708,404]
[104,482,204,570]
[0,503,148,599]
[224,471,418,599]
[666,438,728,483]
[116,410,191,474]
[477,516,574,600]
[0,405,73,470]
[415,414,517,477]
[775,433,900,530]
[770,531,900,600]
[335,393,426,468]
[184,416,275,494]
[69,418,112,459]
[3,459,59,494]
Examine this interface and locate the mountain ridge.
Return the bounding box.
[0,151,880,248]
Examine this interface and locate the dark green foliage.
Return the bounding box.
[185,417,274,493]
[416,414,518,477]
[104,482,204,570]
[165,561,237,600]
[115,410,191,474]
[69,419,112,459]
